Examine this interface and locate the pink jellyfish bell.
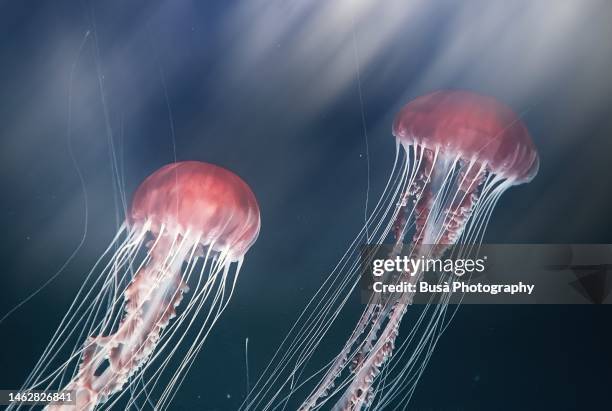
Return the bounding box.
[130,161,260,261]
[18,161,259,411]
[393,89,538,183]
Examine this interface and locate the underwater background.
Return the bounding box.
[1,1,612,409]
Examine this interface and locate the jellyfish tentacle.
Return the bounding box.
[333,158,487,410]
[46,234,192,411]
[298,148,438,411]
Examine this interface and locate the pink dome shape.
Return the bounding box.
[392,90,539,184]
[130,161,260,260]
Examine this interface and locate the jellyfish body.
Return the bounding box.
[17,161,259,411]
[244,91,538,411]
[330,91,538,410]
[393,90,538,184]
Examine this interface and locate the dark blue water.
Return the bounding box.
[1,1,611,410]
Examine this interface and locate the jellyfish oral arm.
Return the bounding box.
[46,234,192,411]
[338,162,508,410]
[299,148,501,410]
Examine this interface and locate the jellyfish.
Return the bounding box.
[14,161,260,411]
[243,90,538,411]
